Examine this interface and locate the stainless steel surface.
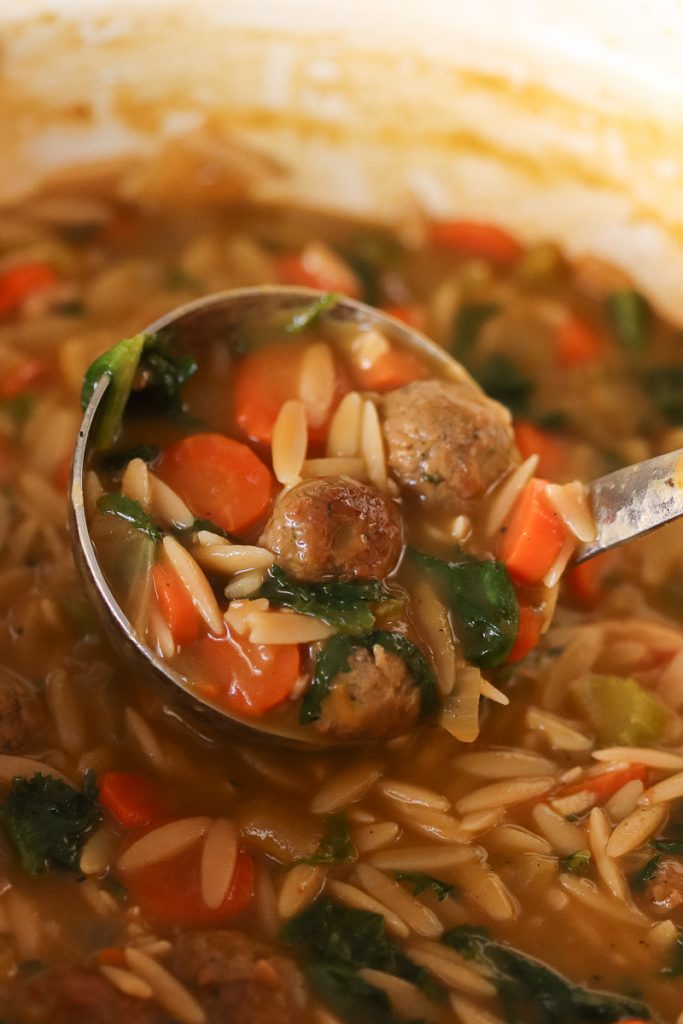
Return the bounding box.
[576,448,683,563]
[68,287,475,750]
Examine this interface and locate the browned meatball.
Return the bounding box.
[170,930,304,1024]
[259,476,402,582]
[316,644,421,740]
[0,668,46,754]
[380,380,516,512]
[646,859,683,913]
[12,931,303,1024]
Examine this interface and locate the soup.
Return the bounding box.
[83,293,591,743]
[0,152,679,1024]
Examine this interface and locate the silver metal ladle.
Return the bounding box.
[68,287,683,748]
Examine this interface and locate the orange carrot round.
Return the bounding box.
[499,478,569,586]
[513,420,568,481]
[0,263,58,317]
[157,433,273,535]
[429,220,522,264]
[352,346,426,393]
[152,561,203,646]
[120,838,254,925]
[556,314,603,367]
[193,626,301,718]
[0,357,50,399]
[98,771,168,829]
[554,764,648,802]
[506,602,544,664]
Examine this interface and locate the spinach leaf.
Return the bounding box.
[293,815,357,867]
[606,289,650,353]
[451,302,500,360]
[81,333,147,449]
[282,898,441,1005]
[630,854,661,892]
[645,365,683,425]
[100,444,161,473]
[558,849,591,876]
[412,550,519,668]
[1,393,35,424]
[299,631,440,725]
[0,772,100,874]
[96,494,162,543]
[395,872,456,901]
[260,566,390,635]
[474,354,533,416]
[651,838,683,855]
[285,292,339,333]
[81,331,198,450]
[445,925,652,1023]
[306,962,405,1024]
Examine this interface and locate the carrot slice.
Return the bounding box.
[352,346,426,393]
[0,263,59,316]
[234,338,349,445]
[500,478,569,586]
[157,433,273,535]
[0,357,50,400]
[513,420,568,481]
[98,771,168,829]
[566,550,617,608]
[152,561,203,646]
[556,314,603,367]
[429,220,522,264]
[506,602,544,664]
[554,764,648,802]
[193,626,301,717]
[120,839,254,925]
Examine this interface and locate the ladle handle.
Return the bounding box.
[576,448,683,564]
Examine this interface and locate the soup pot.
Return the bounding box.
[2,0,683,323]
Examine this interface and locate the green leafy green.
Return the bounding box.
[0,772,100,874]
[0,393,36,424]
[306,962,411,1024]
[81,332,147,449]
[606,289,650,353]
[395,872,456,901]
[412,549,519,668]
[284,293,339,333]
[473,353,533,415]
[645,365,683,425]
[282,898,441,1010]
[81,331,198,450]
[293,815,357,867]
[260,566,390,635]
[300,631,440,725]
[451,302,500,360]
[100,444,161,473]
[445,925,652,1023]
[96,493,162,543]
[559,849,592,876]
[630,854,661,892]
[651,838,683,855]
[571,674,666,746]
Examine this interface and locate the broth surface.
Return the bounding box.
[0,159,680,1023]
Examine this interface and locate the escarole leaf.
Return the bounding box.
[261,566,391,636]
[300,631,440,725]
[284,292,340,333]
[395,872,456,901]
[412,550,519,668]
[444,925,652,1023]
[0,772,100,875]
[293,814,357,867]
[606,289,650,353]
[282,897,443,1022]
[96,494,161,543]
[81,330,198,450]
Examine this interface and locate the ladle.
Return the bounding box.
[68,288,683,748]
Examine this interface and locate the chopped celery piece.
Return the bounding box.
[571,674,666,746]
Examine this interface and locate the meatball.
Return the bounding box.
[12,931,303,1024]
[170,930,304,1024]
[0,668,46,754]
[646,858,683,913]
[316,644,421,740]
[259,476,402,582]
[380,380,516,512]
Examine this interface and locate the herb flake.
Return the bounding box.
[294,815,356,867]
[395,872,456,901]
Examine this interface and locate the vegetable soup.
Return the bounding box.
[0,147,679,1023]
